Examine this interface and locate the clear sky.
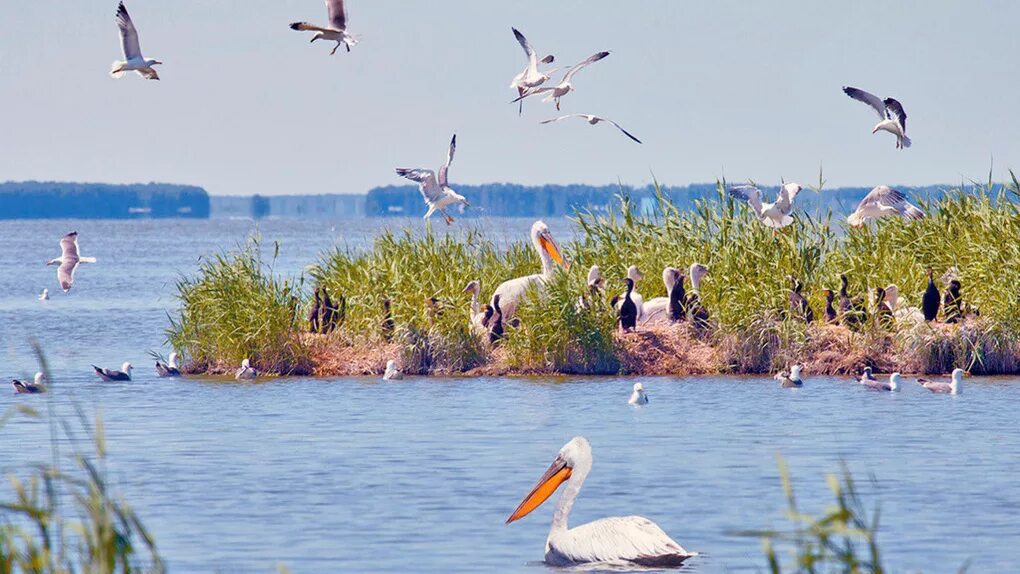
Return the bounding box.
[1,1,1018,196]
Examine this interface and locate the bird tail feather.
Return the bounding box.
[901,135,912,148]
[110,61,126,78]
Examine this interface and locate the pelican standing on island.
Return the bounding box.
[110,2,163,80]
[637,267,680,326]
[289,0,358,55]
[395,134,470,225]
[47,232,97,293]
[510,28,556,115]
[628,382,649,405]
[506,436,696,567]
[490,221,568,320]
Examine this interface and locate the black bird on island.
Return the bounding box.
[823,289,838,324]
[618,278,638,333]
[922,268,941,322]
[943,280,964,324]
[839,275,867,328]
[669,270,687,323]
[308,287,322,333]
[382,299,395,341]
[787,276,814,323]
[489,294,505,345]
[320,288,335,334]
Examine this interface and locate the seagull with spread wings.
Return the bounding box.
[847,186,925,227]
[842,86,910,149]
[46,232,97,293]
[728,183,803,228]
[512,51,610,111]
[510,28,556,115]
[540,114,642,144]
[395,135,470,225]
[110,2,162,80]
[290,0,358,55]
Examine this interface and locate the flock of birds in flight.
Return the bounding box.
[11,1,968,569]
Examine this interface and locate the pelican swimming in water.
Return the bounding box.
[775,364,804,388]
[728,183,803,229]
[12,372,46,394]
[861,372,901,392]
[93,362,132,382]
[155,352,181,377]
[395,134,470,225]
[842,87,910,149]
[918,368,964,395]
[289,0,358,55]
[506,436,695,567]
[512,51,611,111]
[510,28,556,115]
[235,359,258,380]
[47,231,97,293]
[490,221,568,320]
[847,186,924,227]
[628,382,649,405]
[383,360,403,381]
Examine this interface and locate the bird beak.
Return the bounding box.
[463,199,472,207]
[506,455,572,524]
[539,234,568,270]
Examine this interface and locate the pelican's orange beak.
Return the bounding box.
[506,455,572,524]
[539,234,569,270]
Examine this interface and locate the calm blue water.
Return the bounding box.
[2,219,1019,573]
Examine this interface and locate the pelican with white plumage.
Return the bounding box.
[728,183,803,229]
[842,87,910,149]
[110,2,163,80]
[512,51,610,111]
[289,0,358,55]
[847,186,925,227]
[506,436,695,567]
[395,134,470,225]
[510,28,556,115]
[540,114,642,144]
[490,221,568,320]
[637,267,681,326]
[47,232,97,293]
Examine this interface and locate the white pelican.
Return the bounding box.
[847,186,925,227]
[506,436,695,567]
[395,134,470,225]
[512,51,610,111]
[510,28,556,115]
[775,364,804,388]
[576,265,604,312]
[628,382,649,405]
[383,360,404,381]
[47,232,97,293]
[883,284,924,326]
[110,2,162,80]
[842,87,910,149]
[540,114,642,144]
[463,280,492,335]
[490,221,568,319]
[290,0,358,55]
[637,267,680,326]
[918,368,964,395]
[728,183,802,229]
[93,362,132,382]
[39,289,49,301]
[861,372,901,392]
[235,359,258,380]
[12,372,46,394]
[155,352,181,377]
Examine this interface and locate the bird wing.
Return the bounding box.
[858,185,907,211]
[395,169,443,203]
[116,2,143,60]
[438,134,456,187]
[599,117,643,143]
[326,0,347,30]
[539,114,587,124]
[842,86,886,119]
[728,185,764,216]
[59,232,80,260]
[557,516,693,566]
[562,51,610,83]
[58,260,78,292]
[512,86,555,103]
[512,27,537,66]
[883,98,907,132]
[775,183,801,214]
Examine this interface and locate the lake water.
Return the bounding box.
[2,219,1019,573]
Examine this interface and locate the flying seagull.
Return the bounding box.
[290,0,358,55]
[512,51,610,111]
[110,2,162,80]
[540,114,642,144]
[842,86,910,149]
[847,186,925,227]
[93,362,133,382]
[728,183,803,228]
[510,28,556,115]
[47,232,97,293]
[395,134,470,225]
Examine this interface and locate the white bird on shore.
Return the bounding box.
[775,364,804,388]
[383,360,403,381]
[842,86,910,149]
[512,51,610,111]
[110,2,162,80]
[918,368,964,395]
[847,186,925,227]
[636,267,681,326]
[235,359,258,380]
[540,114,642,144]
[510,28,556,115]
[395,134,470,225]
[39,289,49,301]
[883,284,924,326]
[628,382,649,405]
[861,372,901,392]
[47,232,97,293]
[155,352,181,377]
[463,280,493,336]
[506,436,696,567]
[12,372,46,394]
[93,362,132,382]
[728,183,803,229]
[289,0,358,55]
[491,221,568,320]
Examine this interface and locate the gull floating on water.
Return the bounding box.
[39,289,49,301]
[47,232,97,293]
[628,382,649,405]
[858,366,877,385]
[12,372,46,394]
[860,372,900,392]
[383,360,404,381]
[918,368,964,395]
[775,364,804,388]
[110,2,162,80]
[506,436,696,567]
[728,183,803,229]
[842,86,910,149]
[395,134,470,225]
[512,51,610,111]
[235,359,258,380]
[510,28,556,115]
[540,114,642,144]
[155,352,181,377]
[847,186,925,227]
[290,0,358,55]
[93,362,133,382]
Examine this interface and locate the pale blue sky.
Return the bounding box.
[1,1,1018,196]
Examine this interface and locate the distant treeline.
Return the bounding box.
[0,181,210,219]
[365,182,955,218]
